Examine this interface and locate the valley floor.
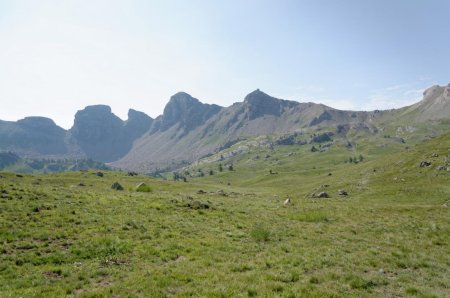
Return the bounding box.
[0,134,449,297]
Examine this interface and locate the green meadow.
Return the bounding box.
[0,133,449,297]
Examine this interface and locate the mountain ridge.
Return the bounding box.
[1,83,449,172]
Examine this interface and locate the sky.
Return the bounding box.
[0,0,449,129]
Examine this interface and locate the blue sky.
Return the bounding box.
[0,0,449,128]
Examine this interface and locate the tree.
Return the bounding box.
[228,165,234,171]
[218,163,223,172]
[359,154,364,162]
[311,146,318,152]
[209,169,214,175]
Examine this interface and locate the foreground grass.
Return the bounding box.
[0,134,449,297]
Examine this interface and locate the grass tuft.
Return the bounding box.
[250,226,271,242]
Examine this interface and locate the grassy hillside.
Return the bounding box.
[0,134,449,297]
[0,155,109,174]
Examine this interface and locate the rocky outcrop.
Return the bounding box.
[70,105,152,162]
[124,109,153,141]
[243,89,298,120]
[400,84,450,122]
[156,92,221,132]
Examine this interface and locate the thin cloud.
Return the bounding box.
[362,81,433,111]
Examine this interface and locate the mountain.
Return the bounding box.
[69,105,153,162]
[111,93,223,171]
[0,117,67,156]
[153,92,222,133]
[0,107,152,162]
[111,90,382,172]
[0,83,449,172]
[396,84,450,123]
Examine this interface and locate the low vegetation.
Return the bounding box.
[0,134,449,297]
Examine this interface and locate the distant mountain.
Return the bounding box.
[111,90,378,172]
[69,105,153,162]
[0,83,449,172]
[0,117,67,156]
[0,107,152,162]
[396,84,450,123]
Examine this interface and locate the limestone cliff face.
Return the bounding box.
[156,92,222,133]
[70,105,152,162]
[124,109,153,140]
[243,89,298,120]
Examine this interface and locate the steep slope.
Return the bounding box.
[152,92,222,134]
[111,90,380,172]
[111,93,223,171]
[396,84,450,122]
[0,106,153,162]
[69,105,153,162]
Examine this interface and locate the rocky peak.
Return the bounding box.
[70,105,154,162]
[444,84,450,99]
[160,92,221,131]
[127,109,151,122]
[409,83,450,122]
[422,85,444,100]
[73,105,116,121]
[71,105,123,141]
[17,117,62,130]
[243,89,297,120]
[124,109,153,139]
[167,92,200,106]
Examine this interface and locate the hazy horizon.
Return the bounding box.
[1,0,449,129]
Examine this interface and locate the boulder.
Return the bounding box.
[217,190,228,196]
[317,192,329,198]
[419,161,431,167]
[111,182,124,191]
[187,201,210,209]
[338,190,348,196]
